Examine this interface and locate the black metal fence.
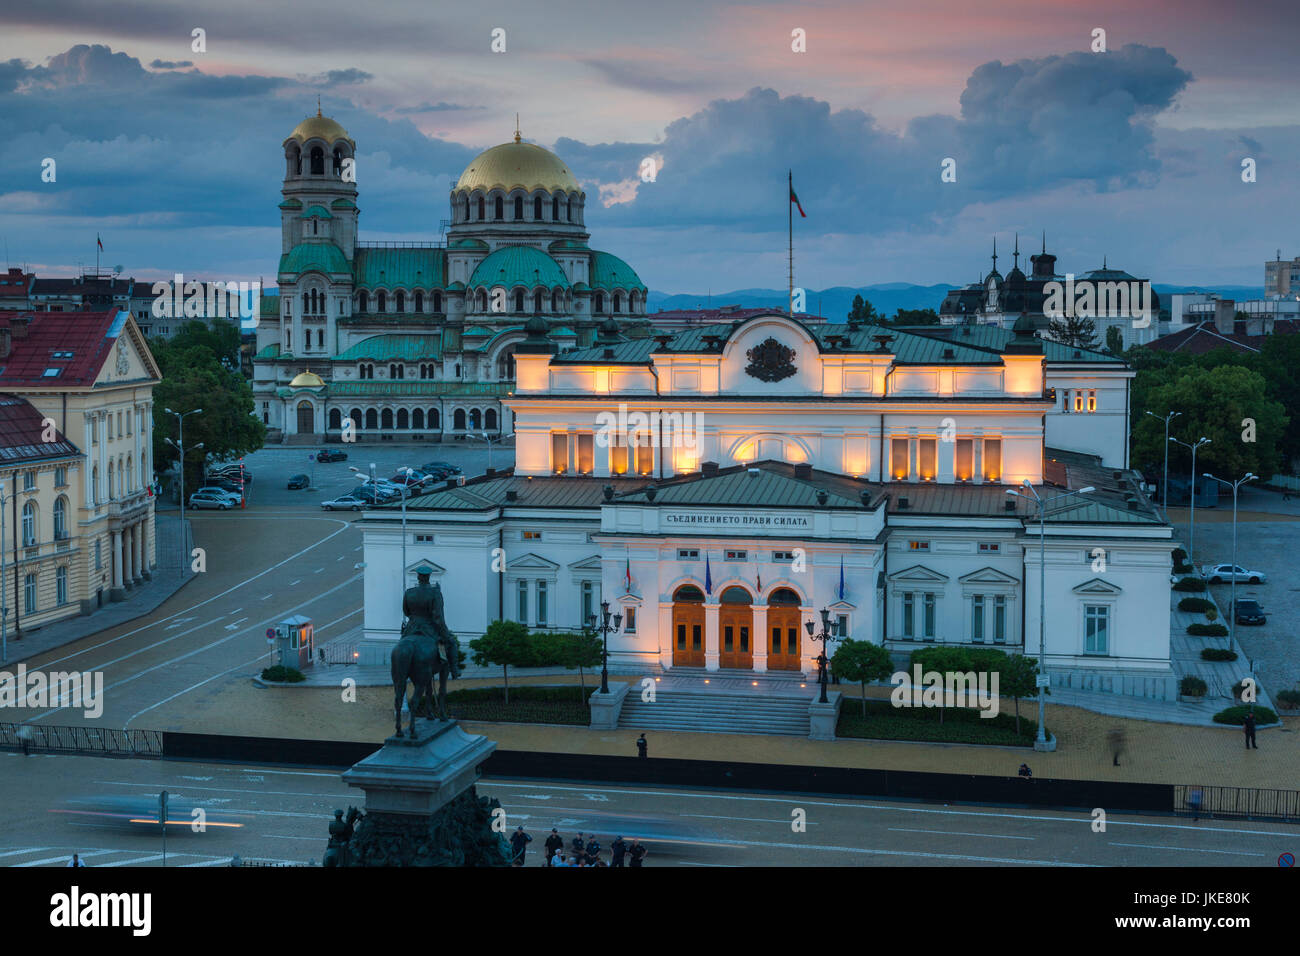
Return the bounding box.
[0,722,163,757]
[318,639,360,665]
[1175,784,1300,822]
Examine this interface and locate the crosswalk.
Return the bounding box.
[0,846,303,867]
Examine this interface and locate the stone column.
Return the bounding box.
[973,431,984,485]
[83,416,94,507]
[703,601,720,671]
[132,524,144,584]
[110,530,125,601]
[122,525,133,589]
[751,604,769,673]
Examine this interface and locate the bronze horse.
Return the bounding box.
[391,571,458,737]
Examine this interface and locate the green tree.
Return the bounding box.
[470,620,534,704]
[1045,314,1099,350]
[1001,654,1041,735]
[1105,325,1124,355]
[908,646,973,724]
[1133,365,1288,479]
[830,639,895,716]
[847,294,878,323]
[559,627,604,699]
[888,308,940,326]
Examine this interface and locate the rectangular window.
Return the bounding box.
[576,432,594,474]
[954,438,974,481]
[624,607,636,632]
[414,534,434,543]
[24,573,36,614]
[580,580,595,626]
[983,438,1002,482]
[891,437,910,480]
[978,542,1000,553]
[772,550,795,562]
[517,579,528,624]
[1061,389,1071,414]
[1074,392,1084,412]
[55,467,67,487]
[918,438,937,480]
[23,470,35,490]
[902,592,915,639]
[522,531,542,540]
[536,580,548,627]
[993,596,1007,643]
[972,594,985,643]
[677,549,699,560]
[1085,605,1109,654]
[923,593,936,641]
[56,566,67,606]
[724,550,747,561]
[634,434,654,476]
[551,432,569,474]
[835,614,849,638]
[908,540,929,552]
[610,434,628,475]
[1087,390,1097,412]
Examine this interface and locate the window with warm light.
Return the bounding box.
[978,541,1000,553]
[725,550,748,561]
[624,607,636,632]
[1074,392,1084,412]
[551,432,569,474]
[908,540,930,551]
[610,434,628,475]
[635,434,654,475]
[918,438,937,480]
[522,531,542,540]
[983,438,1002,481]
[955,438,973,481]
[1087,390,1097,412]
[891,437,909,480]
[576,433,594,474]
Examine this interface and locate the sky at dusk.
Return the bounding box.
[0,0,1296,295]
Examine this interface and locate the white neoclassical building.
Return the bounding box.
[358,312,1177,700]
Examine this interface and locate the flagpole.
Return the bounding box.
[788,170,793,315]
[95,235,100,277]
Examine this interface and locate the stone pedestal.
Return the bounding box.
[808,691,843,741]
[330,718,512,866]
[588,681,629,730]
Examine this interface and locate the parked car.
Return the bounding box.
[194,484,241,503]
[316,449,348,463]
[1233,599,1267,625]
[210,466,253,484]
[362,478,403,495]
[1201,563,1267,584]
[422,461,461,476]
[188,490,232,510]
[287,474,310,490]
[321,493,368,512]
[355,484,399,504]
[389,471,426,488]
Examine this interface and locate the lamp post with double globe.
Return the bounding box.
[588,600,622,694]
[1168,436,1211,569]
[1145,410,1180,519]
[1202,471,1256,651]
[804,607,836,704]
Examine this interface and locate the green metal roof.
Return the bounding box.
[259,295,280,318]
[402,473,646,511]
[330,198,356,209]
[256,343,281,359]
[548,239,590,252]
[908,324,1122,364]
[325,381,511,397]
[353,247,445,290]
[588,250,646,292]
[448,238,489,250]
[462,326,494,336]
[334,334,443,362]
[467,246,569,290]
[278,198,303,209]
[279,243,351,277]
[300,204,333,219]
[619,465,868,509]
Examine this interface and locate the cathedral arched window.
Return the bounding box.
[496,350,515,380]
[476,289,487,312]
[310,146,325,175]
[534,196,543,220]
[358,291,368,312]
[514,196,523,221]
[494,197,504,220]
[552,196,559,220]
[381,408,394,430]
[566,199,572,222]
[486,408,498,430]
[333,148,343,175]
[469,408,481,430]
[397,408,409,429]
[366,408,378,429]
[414,291,423,313]
[534,290,543,312]
[429,408,440,429]
[328,408,342,430]
[613,292,622,314]
[514,289,524,312]
[396,291,405,313]
[595,292,605,313]
[454,408,466,430]
[551,290,560,312]
[477,196,485,220]
[377,291,386,313]
[349,408,362,430]
[302,291,309,313]
[412,408,425,429]
[433,292,442,313]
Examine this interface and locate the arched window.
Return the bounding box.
[381,408,394,430]
[533,196,543,220]
[485,408,498,430]
[365,408,378,429]
[514,196,524,220]
[476,289,487,312]
[534,290,543,312]
[108,462,115,499]
[126,457,133,491]
[453,408,466,430]
[629,291,639,313]
[595,292,605,313]
[674,584,705,603]
[389,364,404,380]
[349,408,362,430]
[769,587,800,606]
[21,501,36,546]
[514,290,524,312]
[477,196,485,220]
[333,148,343,174]
[414,291,423,313]
[328,408,342,430]
[552,196,559,220]
[396,291,405,313]
[412,408,425,429]
[429,408,440,429]
[433,291,442,313]
[469,408,482,430]
[494,196,503,220]
[302,291,309,313]
[613,292,622,314]
[397,408,409,429]
[497,350,515,380]
[310,146,324,175]
[566,199,573,222]
[720,586,753,605]
[551,290,560,312]
[358,291,368,312]
[377,291,386,313]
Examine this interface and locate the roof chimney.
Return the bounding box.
[793,462,812,480]
[9,315,30,340]
[505,489,518,502]
[1004,499,1017,512]
[701,461,719,476]
[1214,299,1236,335]
[897,495,909,510]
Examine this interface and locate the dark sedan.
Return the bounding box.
[287,473,310,490]
[316,449,348,463]
[1233,599,1266,625]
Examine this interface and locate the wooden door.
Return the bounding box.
[768,606,802,671]
[672,602,705,667]
[718,605,753,670]
[296,401,315,434]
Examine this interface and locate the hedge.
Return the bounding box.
[1173,577,1208,592]
[1276,690,1300,709]
[1178,597,1214,613]
[1213,705,1278,726]
[835,698,1036,746]
[1187,623,1229,637]
[1200,648,1238,662]
[260,665,305,683]
[1179,676,1207,697]
[445,685,590,725]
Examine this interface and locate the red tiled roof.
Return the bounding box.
[1147,320,1300,355]
[0,309,131,388]
[0,393,80,464]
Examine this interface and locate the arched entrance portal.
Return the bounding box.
[671,584,705,668]
[767,588,803,671]
[296,401,314,435]
[719,586,753,670]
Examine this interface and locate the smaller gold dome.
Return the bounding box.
[289,370,325,389]
[289,110,353,145]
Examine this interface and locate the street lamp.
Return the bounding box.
[1006,479,1096,752]
[352,465,414,588]
[481,431,504,471]
[1202,471,1256,651]
[804,607,837,704]
[164,408,204,574]
[1168,436,1211,569]
[1145,410,1180,518]
[0,479,8,663]
[588,600,622,694]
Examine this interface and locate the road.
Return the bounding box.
[1,752,1295,867]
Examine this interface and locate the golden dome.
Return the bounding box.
[288,109,353,145]
[289,370,325,389]
[455,135,580,194]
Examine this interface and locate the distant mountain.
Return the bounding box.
[647,283,1268,321]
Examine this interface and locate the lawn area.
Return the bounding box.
[445,685,590,725]
[836,698,1038,746]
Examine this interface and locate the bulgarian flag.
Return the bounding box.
[624,557,632,592]
[97,234,104,251]
[789,180,806,218]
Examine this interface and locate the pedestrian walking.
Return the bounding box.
[544,828,564,864]
[66,853,86,867]
[610,835,627,867]
[636,733,648,759]
[1188,787,1203,822]
[509,825,533,867]
[628,838,647,867]
[1244,710,1258,749]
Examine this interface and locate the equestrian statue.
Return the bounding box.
[391,565,461,737]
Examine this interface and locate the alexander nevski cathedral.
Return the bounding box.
[253,109,651,442]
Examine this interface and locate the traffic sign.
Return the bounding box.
[1036,675,1050,688]
[266,628,276,644]
[1281,852,1295,868]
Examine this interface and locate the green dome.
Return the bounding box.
[467,246,570,290]
[299,204,333,219]
[589,250,646,292]
[278,243,350,277]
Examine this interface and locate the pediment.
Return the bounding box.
[405,558,446,575]
[1072,577,1122,594]
[959,566,1018,586]
[888,564,949,583]
[511,552,559,571]
[568,554,603,572]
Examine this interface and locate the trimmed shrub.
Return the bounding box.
[1173,577,1208,592]
[1187,623,1229,637]
[1200,648,1238,662]
[1275,689,1300,710]
[1179,675,1208,697]
[260,665,305,683]
[1178,597,1214,613]
[835,698,1037,746]
[1206,607,1218,622]
[1213,705,1278,726]
[1171,547,1187,568]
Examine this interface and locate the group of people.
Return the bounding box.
[509,827,648,867]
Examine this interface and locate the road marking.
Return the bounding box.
[337,556,344,561]
[289,580,301,586]
[223,618,248,631]
[15,848,120,867]
[260,594,272,601]
[164,618,196,630]
[100,854,169,867]
[0,847,50,858]
[313,568,324,574]
[890,827,1034,841]
[686,813,819,825]
[229,608,242,615]
[1108,842,1269,857]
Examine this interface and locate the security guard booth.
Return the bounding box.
[276,615,314,669]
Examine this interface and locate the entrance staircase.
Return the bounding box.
[617,670,816,736]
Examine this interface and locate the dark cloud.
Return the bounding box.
[395,101,481,114]
[317,68,373,85]
[578,58,702,95]
[149,59,193,69]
